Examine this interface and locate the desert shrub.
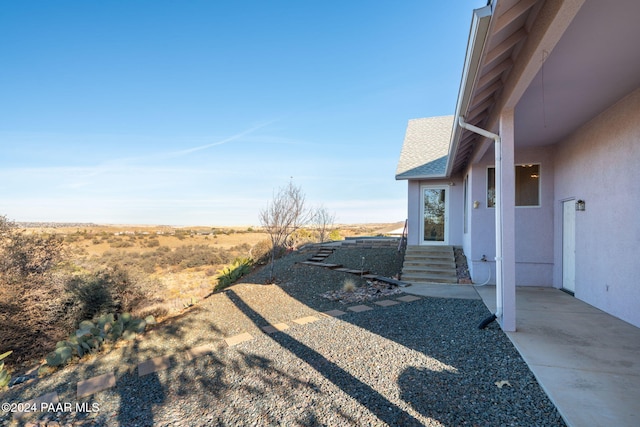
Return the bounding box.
[66,274,116,320]
[0,351,12,388]
[0,216,69,366]
[329,229,342,241]
[44,312,155,369]
[65,264,153,321]
[146,238,160,248]
[250,239,272,264]
[231,242,251,253]
[139,256,157,274]
[342,278,357,292]
[0,227,64,277]
[65,234,80,243]
[109,238,133,248]
[215,257,253,291]
[290,228,315,248]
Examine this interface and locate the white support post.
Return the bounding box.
[499,109,516,332]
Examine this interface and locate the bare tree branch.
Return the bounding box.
[258,182,311,280]
[312,205,336,243]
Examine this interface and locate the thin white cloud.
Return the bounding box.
[168,120,279,157]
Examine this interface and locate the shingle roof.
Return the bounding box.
[395,115,454,180]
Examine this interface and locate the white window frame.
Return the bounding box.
[420,184,450,245]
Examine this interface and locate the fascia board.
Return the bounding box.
[444,4,493,177]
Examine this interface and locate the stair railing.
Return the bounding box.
[397,219,408,253]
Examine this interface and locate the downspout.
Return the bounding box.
[457,116,503,328]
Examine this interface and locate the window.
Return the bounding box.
[463,175,469,233]
[487,164,540,207]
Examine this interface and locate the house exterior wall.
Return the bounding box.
[466,145,555,286]
[553,87,640,328]
[405,178,464,246]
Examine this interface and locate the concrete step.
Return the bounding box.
[402,258,456,268]
[402,270,457,278]
[401,245,458,285]
[402,265,456,275]
[401,273,458,284]
[405,245,453,253]
[404,254,454,263]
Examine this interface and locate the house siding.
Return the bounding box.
[406,178,464,246]
[466,146,555,286]
[553,87,640,328]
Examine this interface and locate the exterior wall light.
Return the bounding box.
[576,199,586,211]
[473,200,480,209]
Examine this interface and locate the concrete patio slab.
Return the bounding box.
[395,295,422,303]
[373,299,400,307]
[138,355,172,377]
[476,285,640,427]
[323,309,346,317]
[224,332,253,347]
[13,392,59,420]
[77,372,116,398]
[347,305,373,312]
[532,364,639,426]
[262,323,290,333]
[292,316,320,325]
[185,344,216,361]
[403,283,481,300]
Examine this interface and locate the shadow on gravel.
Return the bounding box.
[225,289,423,426]
[116,369,165,427]
[333,299,565,426]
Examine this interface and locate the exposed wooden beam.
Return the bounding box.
[485,28,527,67]
[477,59,513,91]
[469,80,501,108]
[494,0,538,34]
[468,98,495,121]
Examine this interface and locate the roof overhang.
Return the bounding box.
[444,4,493,178]
[444,0,640,176]
[395,116,454,181]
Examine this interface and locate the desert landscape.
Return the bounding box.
[1,219,404,370]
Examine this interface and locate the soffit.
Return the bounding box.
[452,0,541,175]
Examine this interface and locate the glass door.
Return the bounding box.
[421,186,448,244]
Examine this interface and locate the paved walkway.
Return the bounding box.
[404,284,640,427]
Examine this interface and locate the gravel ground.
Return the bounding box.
[0,246,564,426]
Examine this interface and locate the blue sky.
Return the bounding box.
[0,1,486,226]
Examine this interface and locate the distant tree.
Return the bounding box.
[259,182,311,280]
[313,205,336,243]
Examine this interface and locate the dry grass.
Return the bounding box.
[3,222,398,368]
[342,278,357,293]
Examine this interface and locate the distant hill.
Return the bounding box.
[17,222,100,228]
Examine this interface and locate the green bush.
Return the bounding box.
[328,229,342,241]
[215,257,253,291]
[0,351,12,388]
[44,312,156,369]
